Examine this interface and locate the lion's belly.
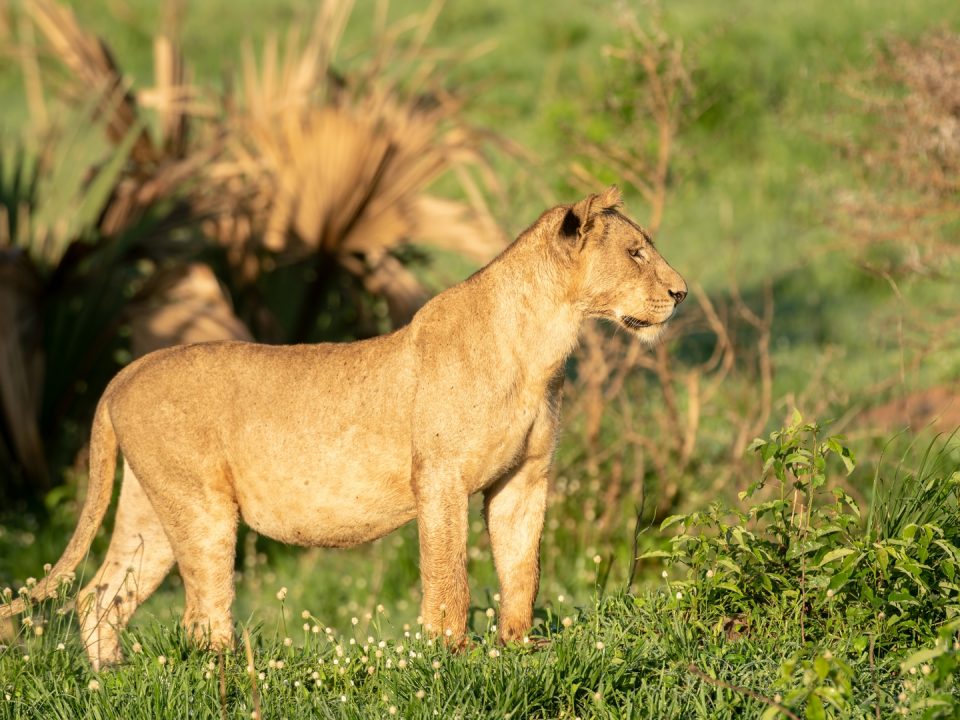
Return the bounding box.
[230,432,417,548]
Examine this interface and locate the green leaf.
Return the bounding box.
[901,647,944,673]
[816,547,855,568]
[660,515,687,531]
[806,692,826,720]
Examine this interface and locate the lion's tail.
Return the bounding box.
[0,399,118,618]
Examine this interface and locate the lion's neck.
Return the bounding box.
[477,228,584,382]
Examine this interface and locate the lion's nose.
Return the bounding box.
[669,288,687,305]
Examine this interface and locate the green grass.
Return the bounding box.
[3,0,960,716]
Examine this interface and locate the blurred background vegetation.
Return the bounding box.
[0,0,958,636]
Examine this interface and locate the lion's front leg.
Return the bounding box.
[483,456,549,644]
[413,465,470,643]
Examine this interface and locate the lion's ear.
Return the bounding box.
[561,185,623,248]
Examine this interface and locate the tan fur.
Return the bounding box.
[0,187,686,668]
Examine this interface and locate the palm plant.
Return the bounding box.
[0,0,506,507]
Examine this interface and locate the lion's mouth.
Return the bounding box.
[621,315,656,330]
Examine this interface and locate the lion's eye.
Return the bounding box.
[628,247,646,261]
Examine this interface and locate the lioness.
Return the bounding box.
[1,187,686,669]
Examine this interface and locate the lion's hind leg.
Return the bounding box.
[78,460,175,671]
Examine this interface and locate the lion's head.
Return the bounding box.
[558,186,687,342]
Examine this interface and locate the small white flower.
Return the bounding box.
[706,569,714,578]
[676,591,683,600]
[558,594,565,603]
[593,555,602,564]
[22,655,29,662]
[351,617,359,625]
[493,593,501,602]
[661,570,668,579]
[432,660,441,670]
[416,689,426,699]
[132,642,142,654]
[488,649,500,658]
[388,706,397,715]
[596,641,605,650]
[826,589,835,598]
[444,629,452,637]
[43,564,52,574]
[284,637,293,647]
[268,659,277,669]
[157,655,167,666]
[276,587,288,601]
[339,695,347,703]
[276,661,284,670]
[823,651,833,661]
[303,623,310,632]
[21,617,33,628]
[376,604,385,613]
[774,693,782,703]
[921,664,932,676]
[301,610,311,619]
[56,642,65,651]
[562,617,573,628]
[25,578,37,588]
[88,679,100,691]
[33,626,43,637]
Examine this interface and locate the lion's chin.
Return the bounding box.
[617,315,667,344]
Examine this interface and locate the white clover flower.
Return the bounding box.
[43,564,52,574]
[488,649,500,658]
[376,604,385,613]
[367,666,375,675]
[562,617,573,628]
[416,689,426,699]
[276,661,285,670]
[558,594,565,603]
[303,623,310,632]
[595,641,605,650]
[22,655,29,662]
[2,587,11,598]
[823,651,833,661]
[21,617,33,628]
[284,637,293,647]
[388,706,397,715]
[204,671,211,680]
[258,672,266,681]
[56,643,65,651]
[33,626,43,637]
[276,587,287,601]
[432,660,441,670]
[493,593,501,602]
[25,578,37,588]
[485,608,495,618]
[301,610,311,619]
[706,570,714,578]
[157,656,167,666]
[132,642,142,654]
[88,680,100,691]
[676,591,683,600]
[398,659,408,669]
[592,555,602,564]
[661,571,668,579]
[826,589,835,598]
[921,664,932,676]
[268,659,277,669]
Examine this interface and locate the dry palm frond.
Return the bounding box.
[25,0,218,237]
[128,263,252,357]
[207,0,505,325]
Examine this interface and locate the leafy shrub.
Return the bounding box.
[645,413,960,650]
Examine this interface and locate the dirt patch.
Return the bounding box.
[856,385,960,435]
